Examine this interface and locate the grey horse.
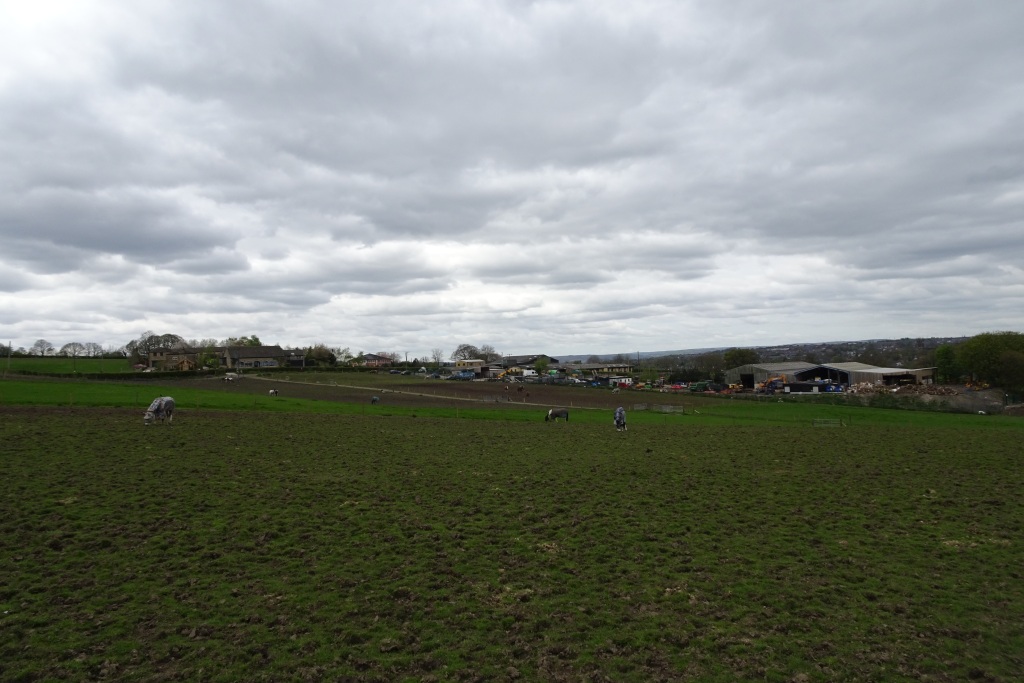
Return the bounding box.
[144,396,175,425]
[545,408,569,422]
[614,406,627,431]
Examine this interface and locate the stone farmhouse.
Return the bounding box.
[147,345,289,371]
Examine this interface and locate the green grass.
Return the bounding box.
[0,379,341,413]
[1,408,1022,681]
[1,377,1020,430]
[2,357,135,374]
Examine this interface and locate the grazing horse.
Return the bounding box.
[614,406,627,431]
[545,408,569,422]
[371,396,380,405]
[144,396,175,425]
[268,389,279,396]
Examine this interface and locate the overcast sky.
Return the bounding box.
[2,1,1023,359]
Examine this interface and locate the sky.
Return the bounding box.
[2,1,1023,360]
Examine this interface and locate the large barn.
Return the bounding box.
[791,362,935,386]
[723,362,817,389]
[724,361,936,388]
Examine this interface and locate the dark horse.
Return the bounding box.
[545,408,569,422]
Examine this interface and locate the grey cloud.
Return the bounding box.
[0,264,32,293]
[2,1,1022,353]
[166,249,250,276]
[3,187,235,267]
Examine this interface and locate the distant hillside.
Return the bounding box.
[556,349,723,363]
[561,337,967,365]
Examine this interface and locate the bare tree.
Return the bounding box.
[31,339,54,356]
[431,348,445,367]
[59,342,86,358]
[59,342,86,372]
[124,331,185,364]
[450,344,482,361]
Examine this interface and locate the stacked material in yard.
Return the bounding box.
[849,383,959,396]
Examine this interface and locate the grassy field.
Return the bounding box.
[0,377,1018,430]
[2,357,135,374]
[1,379,1022,681]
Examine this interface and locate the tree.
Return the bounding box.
[692,351,725,381]
[956,332,1024,387]
[83,342,104,357]
[479,344,501,362]
[934,344,959,384]
[667,367,704,383]
[306,344,336,366]
[998,350,1024,392]
[224,335,262,347]
[586,355,603,364]
[333,347,353,364]
[58,342,86,372]
[534,357,550,376]
[451,344,482,361]
[31,339,54,356]
[431,348,445,368]
[722,348,759,368]
[58,342,85,358]
[124,331,185,364]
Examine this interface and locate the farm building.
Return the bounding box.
[723,362,817,390]
[455,358,486,372]
[360,354,393,368]
[224,345,287,369]
[148,345,287,371]
[791,362,936,386]
[724,361,936,388]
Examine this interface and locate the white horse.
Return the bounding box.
[144,396,175,425]
[268,389,279,396]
